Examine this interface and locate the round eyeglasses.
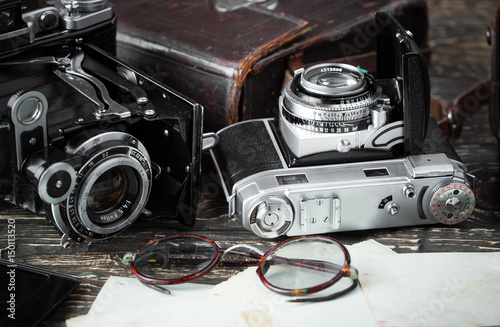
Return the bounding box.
[123,234,358,302]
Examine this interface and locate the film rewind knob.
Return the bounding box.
[249,195,293,238]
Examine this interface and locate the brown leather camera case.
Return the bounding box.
[112,0,429,131]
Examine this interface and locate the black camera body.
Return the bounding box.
[211,13,476,238]
[0,0,116,58]
[0,0,203,245]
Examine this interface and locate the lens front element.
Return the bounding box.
[300,63,367,96]
[85,165,140,224]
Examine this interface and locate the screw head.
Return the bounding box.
[144,109,155,116]
[137,97,149,105]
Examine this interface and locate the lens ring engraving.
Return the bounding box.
[300,63,367,96]
[51,132,152,241]
[281,63,384,134]
[74,151,150,235]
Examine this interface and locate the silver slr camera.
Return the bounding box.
[210,13,476,238]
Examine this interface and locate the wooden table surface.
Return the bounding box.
[1,0,499,326]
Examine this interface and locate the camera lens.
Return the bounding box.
[86,166,133,220]
[281,63,382,134]
[300,63,366,96]
[51,132,152,241]
[76,151,150,230]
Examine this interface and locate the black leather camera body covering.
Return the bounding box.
[0,0,203,244]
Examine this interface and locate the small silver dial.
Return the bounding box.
[429,181,475,225]
[249,196,293,238]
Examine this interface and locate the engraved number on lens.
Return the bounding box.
[429,181,475,224]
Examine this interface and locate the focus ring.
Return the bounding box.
[282,84,381,115]
[281,107,371,133]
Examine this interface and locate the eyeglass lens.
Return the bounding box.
[130,234,354,300]
[133,235,219,282]
[260,237,347,291]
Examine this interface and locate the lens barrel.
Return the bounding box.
[50,132,153,241]
[281,63,382,134]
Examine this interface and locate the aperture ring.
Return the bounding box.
[282,84,381,121]
[284,85,380,112]
[282,108,370,133]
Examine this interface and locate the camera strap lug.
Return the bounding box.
[60,235,72,249]
[202,133,219,151]
[151,162,162,180]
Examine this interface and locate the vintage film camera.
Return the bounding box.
[0,0,203,245]
[210,12,476,238]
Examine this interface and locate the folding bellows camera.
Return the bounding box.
[0,0,203,246]
[211,13,476,238]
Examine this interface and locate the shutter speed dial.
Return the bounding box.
[249,195,293,238]
[429,181,475,225]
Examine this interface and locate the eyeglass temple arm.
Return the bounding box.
[289,278,359,303]
[139,280,171,294]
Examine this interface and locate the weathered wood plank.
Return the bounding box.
[1,0,499,325]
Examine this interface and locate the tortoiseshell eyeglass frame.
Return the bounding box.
[256,235,359,302]
[126,234,358,302]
